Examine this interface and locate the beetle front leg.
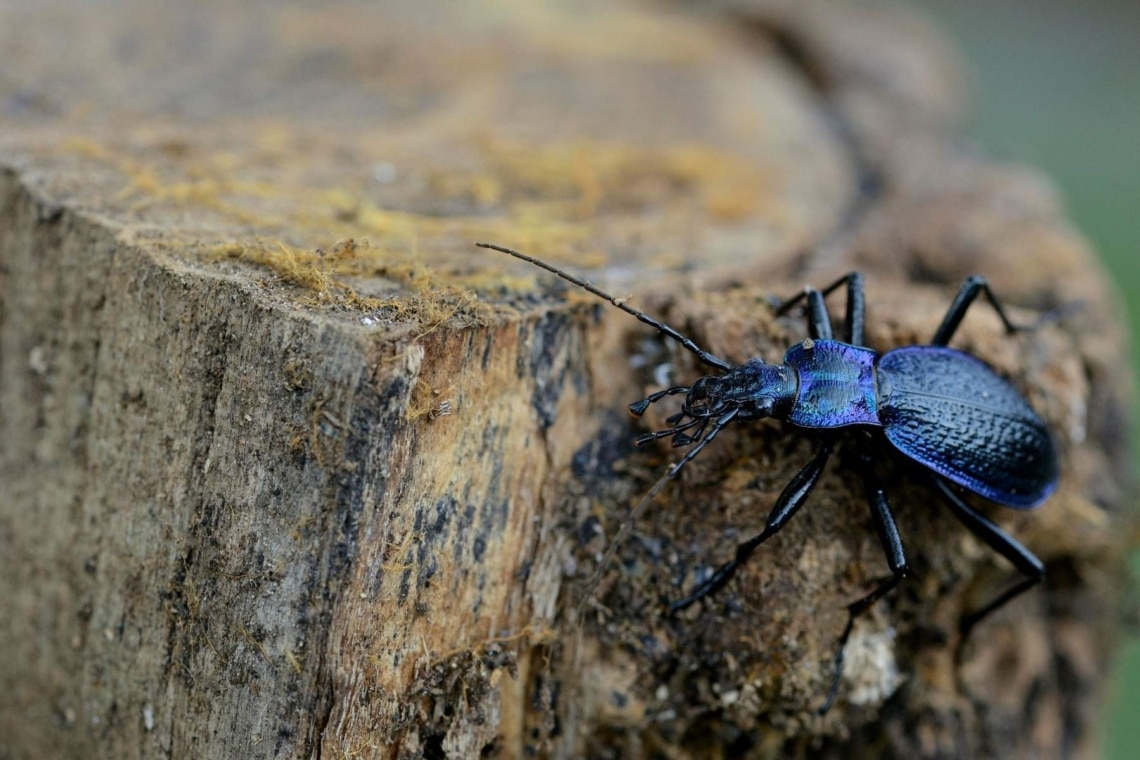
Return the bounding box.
[804,290,834,340]
[777,288,835,340]
[670,441,834,613]
[930,475,1045,635]
[839,272,866,346]
[775,272,866,345]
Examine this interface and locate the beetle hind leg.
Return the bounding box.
[930,476,1044,636]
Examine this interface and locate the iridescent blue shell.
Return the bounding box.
[783,340,880,428]
[876,346,1058,508]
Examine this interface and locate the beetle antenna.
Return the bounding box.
[575,408,740,621]
[476,242,733,372]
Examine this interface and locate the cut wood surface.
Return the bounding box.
[0,0,1131,758]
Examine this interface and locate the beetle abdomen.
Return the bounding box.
[877,346,1058,508]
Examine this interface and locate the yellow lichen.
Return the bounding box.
[62,133,773,320]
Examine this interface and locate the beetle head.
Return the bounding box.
[630,361,794,447]
[685,362,795,422]
[682,375,726,418]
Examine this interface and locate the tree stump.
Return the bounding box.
[0,0,1131,758]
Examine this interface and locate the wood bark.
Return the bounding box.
[0,0,1131,758]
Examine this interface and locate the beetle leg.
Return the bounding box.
[670,441,834,613]
[930,476,1045,635]
[805,290,834,340]
[931,275,1040,346]
[577,409,741,620]
[775,272,865,345]
[840,272,866,346]
[819,467,909,714]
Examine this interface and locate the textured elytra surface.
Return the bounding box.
[878,347,1059,507]
[0,0,1132,758]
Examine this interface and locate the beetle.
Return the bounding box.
[476,242,1059,710]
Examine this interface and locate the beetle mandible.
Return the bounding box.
[476,242,1059,710]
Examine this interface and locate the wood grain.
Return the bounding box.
[0,0,1130,757]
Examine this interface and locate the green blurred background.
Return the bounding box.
[909,1,1139,756]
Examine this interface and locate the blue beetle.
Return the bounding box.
[476,243,1059,709]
